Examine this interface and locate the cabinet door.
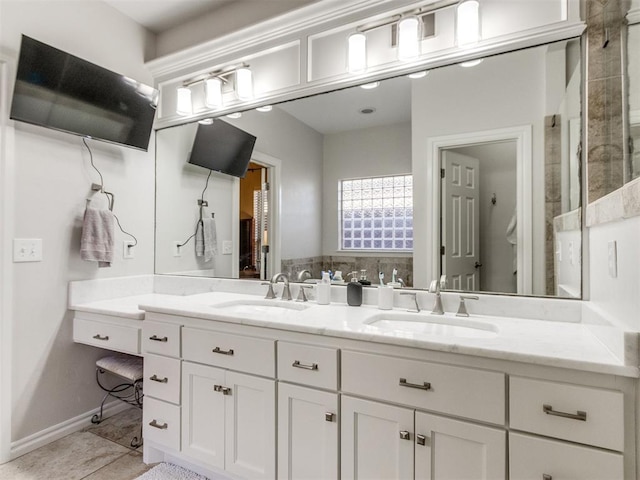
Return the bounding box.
[181,362,225,470]
[278,383,338,480]
[224,371,276,480]
[415,412,506,480]
[341,396,414,480]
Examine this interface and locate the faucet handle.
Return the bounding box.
[261,282,277,299]
[296,285,313,302]
[428,279,440,294]
[400,291,420,313]
[439,275,447,290]
[282,283,292,301]
[456,295,479,317]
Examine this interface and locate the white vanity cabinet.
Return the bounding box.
[341,350,507,480]
[277,342,340,480]
[181,326,276,480]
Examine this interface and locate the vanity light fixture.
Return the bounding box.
[175,64,252,116]
[235,67,253,100]
[256,105,273,112]
[226,112,242,119]
[204,77,223,108]
[348,32,367,73]
[456,0,480,46]
[198,118,214,125]
[176,86,193,116]
[397,16,421,60]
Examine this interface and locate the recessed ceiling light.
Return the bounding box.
[226,112,242,119]
[407,71,428,79]
[360,107,376,115]
[198,118,214,125]
[459,59,483,68]
[360,81,380,90]
[256,105,273,112]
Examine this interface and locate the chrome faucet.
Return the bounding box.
[428,279,444,315]
[262,281,277,299]
[271,272,292,300]
[400,291,420,313]
[297,269,312,282]
[456,295,479,317]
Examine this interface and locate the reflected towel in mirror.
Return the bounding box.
[195,217,218,262]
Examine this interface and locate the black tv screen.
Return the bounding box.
[10,35,158,151]
[188,120,257,178]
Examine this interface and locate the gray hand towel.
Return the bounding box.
[203,217,218,262]
[80,207,115,267]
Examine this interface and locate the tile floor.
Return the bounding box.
[0,407,155,480]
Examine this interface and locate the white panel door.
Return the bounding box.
[441,151,480,291]
[277,383,339,480]
[181,362,225,470]
[415,412,506,480]
[341,396,414,480]
[224,370,276,480]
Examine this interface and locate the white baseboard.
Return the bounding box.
[9,400,132,461]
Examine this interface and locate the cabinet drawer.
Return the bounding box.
[143,397,180,451]
[182,327,275,378]
[509,432,623,480]
[142,321,181,357]
[144,354,181,404]
[342,351,505,424]
[73,317,140,355]
[510,376,624,451]
[278,342,339,390]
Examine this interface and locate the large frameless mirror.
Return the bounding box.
[155,38,582,298]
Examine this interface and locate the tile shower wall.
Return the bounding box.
[281,256,414,287]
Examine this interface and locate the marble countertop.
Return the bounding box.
[71,289,639,377]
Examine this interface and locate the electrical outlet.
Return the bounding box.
[608,240,618,278]
[13,238,43,262]
[222,240,233,255]
[123,241,135,259]
[173,241,183,257]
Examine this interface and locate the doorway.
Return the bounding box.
[441,141,518,294]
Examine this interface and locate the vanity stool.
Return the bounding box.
[91,352,144,447]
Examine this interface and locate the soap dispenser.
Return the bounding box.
[316,271,331,305]
[347,272,363,306]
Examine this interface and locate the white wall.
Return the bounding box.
[228,108,324,262]
[322,122,412,256]
[155,123,236,277]
[0,0,155,447]
[412,46,547,294]
[588,216,640,330]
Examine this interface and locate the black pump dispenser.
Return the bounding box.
[347,277,363,306]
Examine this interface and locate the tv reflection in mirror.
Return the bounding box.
[187,120,257,178]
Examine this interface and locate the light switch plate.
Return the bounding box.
[222,240,233,255]
[13,238,43,262]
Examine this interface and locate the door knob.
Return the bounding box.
[474,262,483,269]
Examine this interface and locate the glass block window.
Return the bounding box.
[340,174,413,251]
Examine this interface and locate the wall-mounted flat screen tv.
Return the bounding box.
[188,120,257,178]
[10,35,158,151]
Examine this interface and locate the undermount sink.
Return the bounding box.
[364,312,499,338]
[213,298,310,316]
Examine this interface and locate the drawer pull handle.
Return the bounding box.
[543,404,587,421]
[416,434,427,446]
[214,385,232,395]
[212,347,234,356]
[542,475,552,480]
[325,412,335,422]
[399,378,431,391]
[292,360,318,371]
[92,334,109,341]
[149,335,168,342]
[149,420,168,430]
[149,375,168,383]
[399,430,411,441]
